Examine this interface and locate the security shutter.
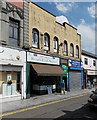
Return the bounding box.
[69,71,81,91]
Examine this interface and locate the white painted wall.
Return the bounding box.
[82,54,97,70]
[0,46,25,65]
[0,46,26,99]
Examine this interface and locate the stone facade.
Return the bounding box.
[23,0,30,47]
[0,0,23,48]
[29,2,81,61]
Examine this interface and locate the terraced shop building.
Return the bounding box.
[0,0,25,102]
[25,2,83,98]
[82,50,97,88]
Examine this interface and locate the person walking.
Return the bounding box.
[60,80,65,94]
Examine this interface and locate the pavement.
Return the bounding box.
[1,88,96,114]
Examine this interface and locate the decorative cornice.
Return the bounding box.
[6,2,24,19]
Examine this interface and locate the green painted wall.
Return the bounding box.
[26,63,31,98]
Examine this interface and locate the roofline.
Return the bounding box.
[55,21,80,33]
[82,50,97,59]
[55,21,64,27]
[30,2,56,17]
[64,22,77,30]
[77,33,81,36]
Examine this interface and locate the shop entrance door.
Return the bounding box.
[63,76,67,91]
[17,72,21,94]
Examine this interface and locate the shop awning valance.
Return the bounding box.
[32,63,66,76]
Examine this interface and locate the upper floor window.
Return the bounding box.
[84,58,88,65]
[63,41,68,56]
[93,60,96,66]
[9,18,20,46]
[70,43,74,57]
[44,33,50,51]
[32,28,39,48]
[54,37,58,53]
[76,45,79,58]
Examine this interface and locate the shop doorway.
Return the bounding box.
[30,68,60,96]
[17,72,21,94]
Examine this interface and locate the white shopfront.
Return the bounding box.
[87,70,97,85]
[0,46,26,102]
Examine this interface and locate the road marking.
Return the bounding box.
[0,92,91,117]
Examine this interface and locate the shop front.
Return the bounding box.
[68,60,84,91]
[0,46,26,102]
[86,70,97,88]
[26,52,65,97]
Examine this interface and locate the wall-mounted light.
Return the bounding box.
[40,32,44,36]
[16,56,20,60]
[59,43,63,47]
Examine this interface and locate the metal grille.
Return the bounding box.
[69,71,81,91]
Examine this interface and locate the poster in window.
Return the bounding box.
[7,74,12,81]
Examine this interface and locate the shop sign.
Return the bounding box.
[61,65,68,74]
[87,70,97,75]
[27,52,59,65]
[69,60,82,67]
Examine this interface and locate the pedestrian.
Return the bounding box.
[60,80,65,94]
[93,81,95,88]
[87,80,91,89]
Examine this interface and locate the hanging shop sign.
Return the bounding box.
[69,60,82,67]
[27,52,59,65]
[61,65,68,74]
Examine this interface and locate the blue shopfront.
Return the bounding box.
[68,60,84,91]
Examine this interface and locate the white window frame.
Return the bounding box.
[93,60,96,66]
[63,41,68,56]
[54,37,58,53]
[76,46,79,58]
[70,44,74,57]
[44,33,49,51]
[32,29,39,48]
[84,58,88,65]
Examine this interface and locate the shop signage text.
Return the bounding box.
[27,52,59,65]
[87,70,97,75]
[69,60,82,67]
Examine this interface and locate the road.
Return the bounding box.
[2,94,97,119]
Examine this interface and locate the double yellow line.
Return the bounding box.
[0,92,91,117]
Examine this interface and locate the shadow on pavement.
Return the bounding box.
[54,103,97,119]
